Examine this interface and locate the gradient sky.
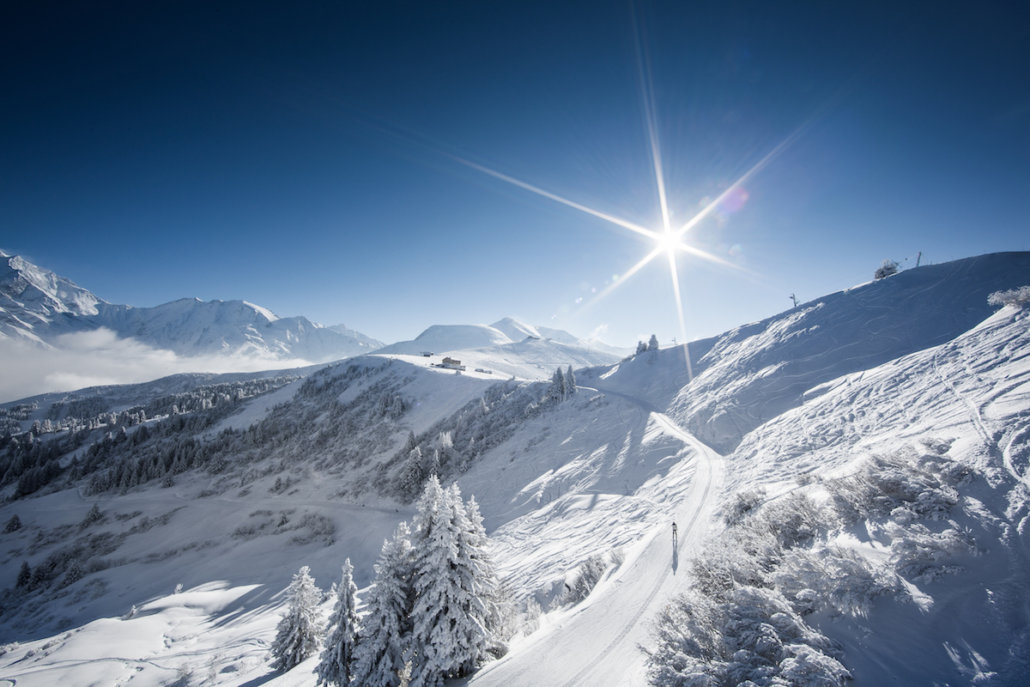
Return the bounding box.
[3,1,1028,348]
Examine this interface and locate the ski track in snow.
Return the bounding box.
[932,343,1028,486]
[465,386,724,687]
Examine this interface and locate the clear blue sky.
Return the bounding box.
[3,1,1028,347]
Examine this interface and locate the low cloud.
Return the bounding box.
[0,328,313,403]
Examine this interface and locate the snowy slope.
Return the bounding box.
[377,318,623,378]
[750,305,1029,685]
[377,323,513,355]
[0,250,383,362]
[0,253,1028,686]
[587,252,1030,453]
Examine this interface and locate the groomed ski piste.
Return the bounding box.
[1,252,1028,686]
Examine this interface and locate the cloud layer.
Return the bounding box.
[0,328,312,402]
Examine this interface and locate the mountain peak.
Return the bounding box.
[1,250,104,319]
[490,317,542,341]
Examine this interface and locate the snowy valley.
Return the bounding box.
[1,252,1029,686]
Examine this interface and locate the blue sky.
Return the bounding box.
[3,1,1028,347]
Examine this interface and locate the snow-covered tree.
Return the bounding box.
[636,340,648,355]
[352,523,416,687]
[270,565,323,673]
[3,513,21,533]
[408,477,495,687]
[564,365,577,396]
[460,492,510,658]
[874,258,899,279]
[648,334,659,351]
[549,367,567,403]
[318,558,360,686]
[16,560,31,588]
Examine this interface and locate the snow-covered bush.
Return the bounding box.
[987,285,1030,307]
[874,259,899,279]
[773,544,896,617]
[885,521,974,582]
[647,445,985,686]
[722,487,765,526]
[646,585,849,687]
[563,553,609,605]
[827,452,960,522]
[760,493,834,550]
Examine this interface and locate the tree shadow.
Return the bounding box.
[238,669,279,687]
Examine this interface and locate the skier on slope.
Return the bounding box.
[672,521,678,540]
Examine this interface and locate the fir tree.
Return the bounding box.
[636,340,648,355]
[648,334,659,351]
[549,367,567,403]
[3,513,21,533]
[16,560,31,588]
[458,491,509,659]
[270,565,323,673]
[409,478,493,687]
[352,523,416,687]
[564,365,577,396]
[318,559,360,686]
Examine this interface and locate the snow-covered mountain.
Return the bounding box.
[0,249,383,362]
[376,316,626,373]
[1,252,1028,686]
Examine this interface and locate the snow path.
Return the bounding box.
[465,388,724,687]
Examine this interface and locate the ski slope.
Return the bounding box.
[465,391,724,687]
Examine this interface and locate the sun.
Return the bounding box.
[655,229,682,256]
[445,17,807,380]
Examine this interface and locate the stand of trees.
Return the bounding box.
[276,478,509,686]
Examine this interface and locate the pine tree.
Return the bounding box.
[352,523,416,687]
[4,513,21,533]
[636,340,648,355]
[460,492,508,659]
[16,560,31,588]
[564,365,577,396]
[270,566,323,673]
[549,367,567,403]
[648,334,659,351]
[409,478,493,687]
[318,559,360,686]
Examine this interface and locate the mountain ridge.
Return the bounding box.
[0,249,384,364]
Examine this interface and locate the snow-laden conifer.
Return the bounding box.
[317,558,360,686]
[564,365,577,396]
[352,523,415,687]
[549,367,567,403]
[460,492,509,658]
[409,477,494,687]
[270,565,323,673]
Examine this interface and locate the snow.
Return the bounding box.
[1,252,1029,686]
[0,251,384,385]
[243,301,280,323]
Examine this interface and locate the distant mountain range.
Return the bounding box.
[0,249,384,361]
[0,250,626,400]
